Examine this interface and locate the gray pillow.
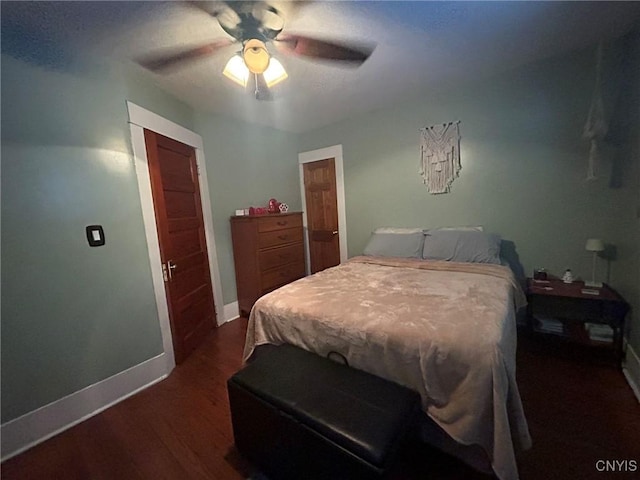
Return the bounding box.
[433,225,483,232]
[374,227,424,234]
[363,232,425,258]
[422,230,501,264]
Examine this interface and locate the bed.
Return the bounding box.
[243,230,532,480]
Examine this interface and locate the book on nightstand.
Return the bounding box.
[584,323,614,343]
[581,288,600,296]
[534,316,564,335]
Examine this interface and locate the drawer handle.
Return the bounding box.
[278,235,288,240]
[277,221,288,226]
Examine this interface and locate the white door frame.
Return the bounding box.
[298,144,348,274]
[127,101,225,370]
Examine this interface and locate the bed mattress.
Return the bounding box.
[243,256,531,480]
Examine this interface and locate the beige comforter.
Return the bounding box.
[243,256,532,480]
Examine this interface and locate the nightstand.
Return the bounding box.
[525,278,629,367]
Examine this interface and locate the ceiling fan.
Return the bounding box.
[137,1,375,100]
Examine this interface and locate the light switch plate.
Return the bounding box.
[86,225,105,247]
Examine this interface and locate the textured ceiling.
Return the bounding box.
[2,1,640,133]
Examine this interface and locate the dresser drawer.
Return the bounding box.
[258,214,303,233]
[259,228,303,249]
[259,244,304,271]
[261,263,305,292]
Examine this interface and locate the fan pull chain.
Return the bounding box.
[254,73,260,100]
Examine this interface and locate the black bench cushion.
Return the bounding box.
[229,344,420,469]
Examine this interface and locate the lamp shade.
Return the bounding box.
[223,54,249,86]
[585,238,605,252]
[262,57,288,87]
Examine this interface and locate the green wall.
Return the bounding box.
[618,30,640,354]
[2,21,638,433]
[193,112,301,305]
[1,52,302,424]
[298,38,639,354]
[0,54,194,423]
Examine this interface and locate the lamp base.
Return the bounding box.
[584,280,603,288]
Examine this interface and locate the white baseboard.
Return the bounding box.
[623,343,640,403]
[222,301,240,324]
[1,303,242,462]
[1,353,170,462]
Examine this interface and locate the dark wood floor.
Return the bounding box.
[2,318,639,479]
[514,336,640,480]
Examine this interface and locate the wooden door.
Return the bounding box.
[303,158,341,274]
[144,130,215,364]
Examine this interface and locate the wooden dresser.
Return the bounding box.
[230,212,306,316]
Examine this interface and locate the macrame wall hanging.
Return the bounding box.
[583,41,607,181]
[419,121,461,194]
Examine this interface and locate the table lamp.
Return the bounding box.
[585,238,605,287]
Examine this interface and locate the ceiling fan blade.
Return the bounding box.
[185,2,244,40]
[137,39,235,73]
[185,1,222,16]
[270,0,314,20]
[246,73,274,101]
[219,0,312,18]
[274,33,375,65]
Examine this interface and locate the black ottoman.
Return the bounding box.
[228,344,421,480]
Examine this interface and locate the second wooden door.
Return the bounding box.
[303,158,341,274]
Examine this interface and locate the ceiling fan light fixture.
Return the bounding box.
[243,39,270,74]
[263,57,288,87]
[222,54,249,87]
[223,45,288,90]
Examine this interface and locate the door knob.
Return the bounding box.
[167,260,177,280]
